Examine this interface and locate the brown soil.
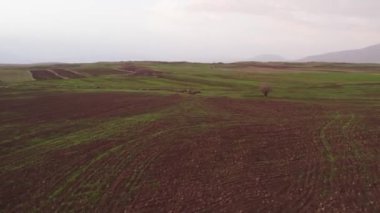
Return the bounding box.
[30,70,63,80]
[1,95,379,212]
[76,68,128,76]
[50,69,85,79]
[0,93,181,124]
[120,99,380,212]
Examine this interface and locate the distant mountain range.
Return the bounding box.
[250,44,380,64]
[299,44,380,64]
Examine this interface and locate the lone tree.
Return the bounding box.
[259,83,272,97]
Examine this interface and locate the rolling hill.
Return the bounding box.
[300,44,380,64]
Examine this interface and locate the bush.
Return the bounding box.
[259,83,272,97]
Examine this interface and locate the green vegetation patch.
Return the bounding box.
[0,69,34,82]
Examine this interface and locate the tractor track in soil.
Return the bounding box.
[1,94,380,212]
[314,112,379,211]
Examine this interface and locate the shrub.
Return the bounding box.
[259,83,272,97]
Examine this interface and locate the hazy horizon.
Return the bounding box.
[1,0,379,63]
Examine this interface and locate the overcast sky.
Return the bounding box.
[1,0,379,63]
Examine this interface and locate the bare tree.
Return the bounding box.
[259,83,272,97]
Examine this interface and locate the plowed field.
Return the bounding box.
[1,92,379,212]
[30,70,63,80]
[76,68,128,76]
[50,69,84,79]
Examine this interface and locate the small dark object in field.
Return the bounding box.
[121,63,162,77]
[188,90,201,95]
[179,89,201,95]
[260,83,272,97]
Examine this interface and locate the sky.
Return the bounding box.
[0,0,379,63]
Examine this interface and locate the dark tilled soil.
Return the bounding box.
[1,95,379,212]
[50,69,84,79]
[30,70,63,80]
[75,68,128,76]
[0,93,181,123]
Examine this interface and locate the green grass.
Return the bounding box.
[0,69,34,82]
[4,62,378,101]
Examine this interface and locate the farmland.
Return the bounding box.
[0,62,380,212]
